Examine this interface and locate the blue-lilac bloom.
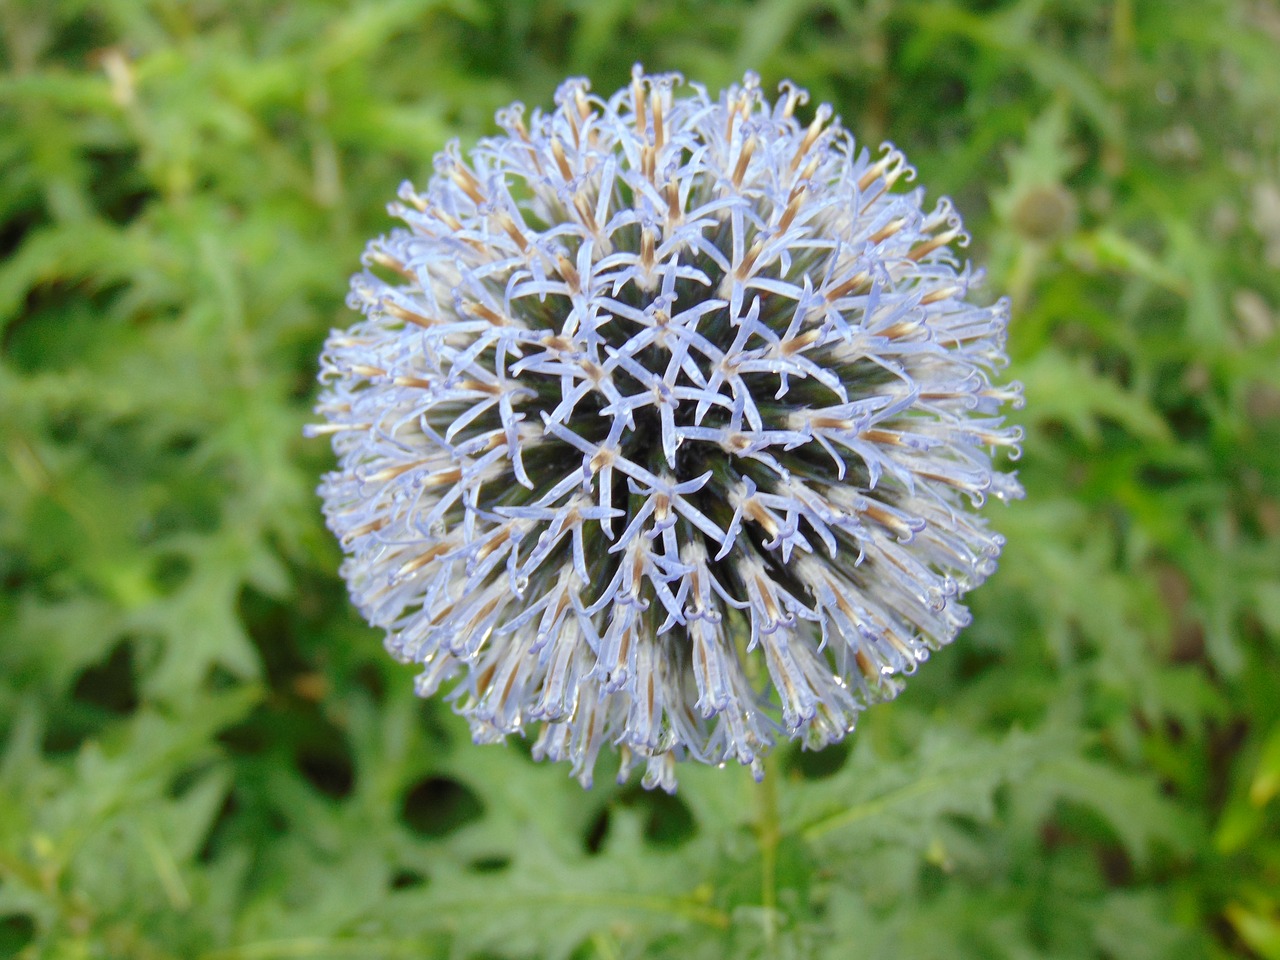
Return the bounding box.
[309,68,1023,791]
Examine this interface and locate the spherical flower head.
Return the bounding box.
[309,67,1023,792]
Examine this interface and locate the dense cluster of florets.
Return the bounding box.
[310,68,1023,791]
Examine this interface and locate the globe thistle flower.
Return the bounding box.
[309,68,1023,792]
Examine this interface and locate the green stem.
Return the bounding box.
[755,750,781,954]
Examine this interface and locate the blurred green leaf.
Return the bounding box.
[1,0,1277,957]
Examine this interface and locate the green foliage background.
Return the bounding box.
[2,0,1279,957]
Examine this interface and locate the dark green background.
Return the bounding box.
[2,1,1279,957]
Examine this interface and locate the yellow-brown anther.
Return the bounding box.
[868,218,906,245]
[307,421,371,435]
[854,649,878,681]
[779,328,821,356]
[427,204,465,234]
[665,181,682,223]
[396,541,454,579]
[653,491,671,523]
[480,430,509,452]
[462,594,503,637]
[426,468,465,490]
[781,83,803,119]
[811,415,854,431]
[464,302,509,326]
[827,575,859,623]
[369,251,415,281]
[459,379,503,397]
[556,254,582,294]
[551,138,573,181]
[574,194,600,235]
[879,319,920,340]
[743,498,780,537]
[451,164,486,206]
[341,516,387,544]
[541,334,574,352]
[365,460,427,484]
[973,428,1019,448]
[641,143,656,182]
[857,151,899,192]
[640,228,656,274]
[791,111,828,172]
[474,525,513,563]
[863,502,913,539]
[797,153,821,185]
[907,229,958,262]
[392,374,434,389]
[327,335,369,348]
[732,135,756,187]
[859,428,904,446]
[883,628,915,663]
[632,72,647,138]
[473,660,497,695]
[735,237,765,280]
[724,94,739,141]
[825,271,871,302]
[383,300,434,328]
[915,470,978,495]
[495,211,529,252]
[589,446,615,473]
[651,88,666,151]
[777,184,808,232]
[754,572,782,622]
[919,285,957,305]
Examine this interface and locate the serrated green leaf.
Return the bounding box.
[1031,755,1198,865]
[792,727,1061,846]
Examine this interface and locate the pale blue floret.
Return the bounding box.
[310,66,1024,790]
